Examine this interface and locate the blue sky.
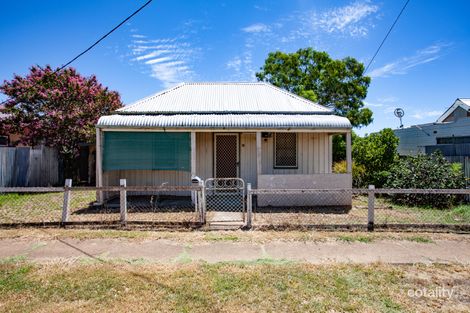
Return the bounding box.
[1,0,469,135]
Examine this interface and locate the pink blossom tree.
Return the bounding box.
[0,65,122,178]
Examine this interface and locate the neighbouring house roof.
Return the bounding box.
[436,98,470,123]
[98,82,351,130]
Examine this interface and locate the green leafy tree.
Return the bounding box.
[0,65,123,179]
[332,132,359,162]
[385,152,465,208]
[256,48,372,127]
[352,128,399,187]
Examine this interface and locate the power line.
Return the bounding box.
[58,0,153,71]
[364,0,411,74]
[0,0,153,106]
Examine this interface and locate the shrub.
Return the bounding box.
[385,152,465,208]
[352,128,399,187]
[332,160,366,188]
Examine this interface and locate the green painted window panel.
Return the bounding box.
[103,132,190,171]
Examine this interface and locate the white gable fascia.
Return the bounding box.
[436,98,470,123]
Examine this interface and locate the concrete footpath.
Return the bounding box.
[0,238,470,264]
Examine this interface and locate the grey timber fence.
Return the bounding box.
[0,146,60,187]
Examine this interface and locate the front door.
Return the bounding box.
[214,133,239,178]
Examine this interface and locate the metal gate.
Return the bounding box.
[204,178,245,222]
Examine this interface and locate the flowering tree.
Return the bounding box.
[0,65,122,177]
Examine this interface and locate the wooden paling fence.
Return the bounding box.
[0,146,60,187]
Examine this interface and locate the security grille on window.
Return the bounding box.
[274,133,297,168]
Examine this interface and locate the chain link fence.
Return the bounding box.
[368,188,470,229]
[1,182,469,231]
[125,186,202,225]
[247,187,470,231]
[0,183,204,228]
[249,189,362,229]
[0,187,64,225]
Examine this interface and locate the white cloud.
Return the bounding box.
[364,101,383,107]
[242,23,270,33]
[383,106,397,114]
[369,43,452,78]
[313,1,378,37]
[411,110,442,120]
[133,50,172,61]
[254,5,268,11]
[377,96,398,103]
[226,1,380,80]
[225,36,257,81]
[226,56,242,72]
[128,34,198,88]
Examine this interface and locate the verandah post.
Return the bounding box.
[120,179,127,226]
[96,128,103,204]
[61,179,72,226]
[367,185,375,231]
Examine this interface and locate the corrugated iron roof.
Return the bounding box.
[118,82,331,114]
[97,114,351,129]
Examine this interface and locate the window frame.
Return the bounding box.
[273,132,298,169]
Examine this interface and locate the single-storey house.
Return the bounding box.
[96,82,353,207]
[394,98,470,156]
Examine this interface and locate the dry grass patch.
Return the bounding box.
[0,260,469,312]
[0,228,469,244]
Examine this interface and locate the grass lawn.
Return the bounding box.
[0,259,468,312]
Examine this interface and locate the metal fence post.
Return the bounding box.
[368,185,375,231]
[120,179,127,226]
[198,181,206,224]
[246,183,252,229]
[61,179,72,226]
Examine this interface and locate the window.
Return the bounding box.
[103,132,191,171]
[274,133,297,168]
[437,136,470,145]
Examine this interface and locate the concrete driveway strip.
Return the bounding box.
[0,238,469,264]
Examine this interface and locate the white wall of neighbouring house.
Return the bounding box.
[394,117,470,156]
